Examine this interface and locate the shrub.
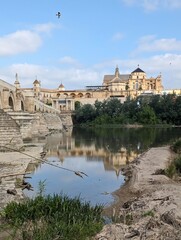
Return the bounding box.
[165,156,181,178]
[173,156,181,174]
[171,138,181,154]
[165,162,177,178]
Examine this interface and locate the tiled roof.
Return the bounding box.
[59,83,65,88]
[33,79,40,84]
[110,77,127,83]
[103,74,130,83]
[132,67,145,73]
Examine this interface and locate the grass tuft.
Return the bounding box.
[1,194,104,240]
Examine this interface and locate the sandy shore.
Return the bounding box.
[95,146,181,239]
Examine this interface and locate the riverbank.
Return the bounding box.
[0,144,44,211]
[95,146,181,239]
[1,145,181,239]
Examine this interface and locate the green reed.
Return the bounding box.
[2,194,104,240]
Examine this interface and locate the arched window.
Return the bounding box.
[78,93,83,98]
[21,101,24,111]
[135,82,139,90]
[70,93,76,98]
[9,96,14,110]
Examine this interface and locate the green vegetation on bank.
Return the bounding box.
[73,94,181,126]
[0,194,104,240]
[165,138,181,178]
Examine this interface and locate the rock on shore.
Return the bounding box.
[95,146,181,240]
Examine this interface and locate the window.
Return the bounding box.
[135,82,139,90]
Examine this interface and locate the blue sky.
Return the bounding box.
[0,0,181,90]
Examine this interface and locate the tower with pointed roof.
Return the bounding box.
[129,66,146,91]
[115,65,120,78]
[14,73,21,89]
[33,78,41,97]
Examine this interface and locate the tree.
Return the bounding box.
[75,101,81,110]
[74,104,96,124]
[137,105,157,124]
[105,98,122,117]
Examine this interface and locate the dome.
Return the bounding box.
[58,83,65,91]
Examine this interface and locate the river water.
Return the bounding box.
[24,127,181,207]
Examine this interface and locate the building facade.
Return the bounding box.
[0,66,166,113]
[103,66,163,97]
[28,66,164,112]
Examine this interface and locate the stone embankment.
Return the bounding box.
[0,109,73,147]
[0,109,72,208]
[8,111,72,140]
[0,109,23,151]
[95,146,181,240]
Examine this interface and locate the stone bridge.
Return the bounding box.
[0,79,25,112]
[0,78,72,150]
[0,79,61,114]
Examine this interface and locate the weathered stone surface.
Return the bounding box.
[0,109,23,151]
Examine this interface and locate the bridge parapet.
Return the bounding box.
[34,99,60,114]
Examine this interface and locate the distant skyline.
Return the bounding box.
[0,0,181,90]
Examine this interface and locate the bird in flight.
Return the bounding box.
[56,12,61,18]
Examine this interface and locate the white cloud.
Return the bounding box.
[0,63,102,90]
[58,56,82,67]
[0,23,57,56]
[0,30,42,56]
[33,23,57,33]
[112,32,124,41]
[134,35,181,54]
[1,52,181,92]
[122,0,181,10]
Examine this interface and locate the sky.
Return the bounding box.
[0,0,181,90]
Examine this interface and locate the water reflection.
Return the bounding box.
[25,127,181,206]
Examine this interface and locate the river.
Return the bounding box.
[24,126,181,207]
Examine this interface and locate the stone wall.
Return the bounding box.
[42,113,63,131]
[0,110,23,151]
[7,111,71,140]
[59,112,73,127]
[0,108,73,148]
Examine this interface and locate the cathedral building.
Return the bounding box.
[103,66,163,98]
[20,66,164,112]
